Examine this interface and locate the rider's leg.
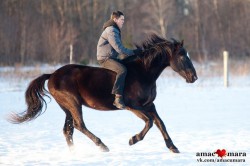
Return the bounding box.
[98,58,127,109]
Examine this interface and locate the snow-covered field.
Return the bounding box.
[0,66,250,166]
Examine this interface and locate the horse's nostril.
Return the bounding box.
[192,76,197,81]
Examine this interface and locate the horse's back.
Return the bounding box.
[49,64,114,87]
[48,64,117,110]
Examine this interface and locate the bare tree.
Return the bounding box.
[0,0,250,65]
[141,0,174,37]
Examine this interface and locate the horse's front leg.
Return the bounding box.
[126,107,153,145]
[148,104,180,153]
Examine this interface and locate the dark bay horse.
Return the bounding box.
[9,34,197,153]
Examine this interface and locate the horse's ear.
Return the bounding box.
[173,41,181,52]
[181,40,184,47]
[171,38,181,49]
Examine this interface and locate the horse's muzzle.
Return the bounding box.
[192,75,198,82]
[187,75,198,83]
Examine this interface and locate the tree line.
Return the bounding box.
[0,0,250,65]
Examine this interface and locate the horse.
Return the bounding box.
[9,34,198,153]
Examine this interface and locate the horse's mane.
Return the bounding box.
[124,34,174,69]
[138,34,172,51]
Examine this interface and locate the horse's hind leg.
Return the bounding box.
[54,92,109,152]
[60,105,74,148]
[67,103,110,152]
[74,113,109,152]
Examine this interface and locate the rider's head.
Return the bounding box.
[111,11,124,29]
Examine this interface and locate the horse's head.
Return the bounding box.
[132,34,198,83]
[169,40,198,83]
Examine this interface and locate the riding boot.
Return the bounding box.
[113,95,126,109]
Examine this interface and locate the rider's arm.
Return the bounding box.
[106,27,134,56]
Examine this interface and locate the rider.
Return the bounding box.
[97,11,141,109]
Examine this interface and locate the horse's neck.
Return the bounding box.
[125,57,168,83]
[147,63,167,81]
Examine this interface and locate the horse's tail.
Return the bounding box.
[8,74,51,124]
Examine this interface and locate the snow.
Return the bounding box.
[0,66,250,166]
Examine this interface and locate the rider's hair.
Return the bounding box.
[110,11,124,20]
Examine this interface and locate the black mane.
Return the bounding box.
[138,34,172,51]
[123,34,175,69]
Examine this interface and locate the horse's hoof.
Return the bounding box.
[99,144,110,152]
[129,138,134,145]
[170,148,180,153]
[129,136,138,145]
